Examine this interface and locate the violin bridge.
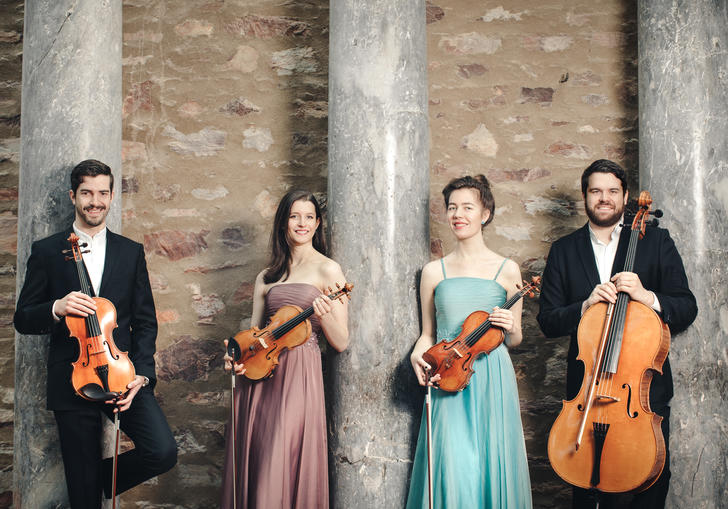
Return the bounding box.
[452,348,464,358]
[595,394,620,403]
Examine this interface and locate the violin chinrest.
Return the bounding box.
[79,383,121,402]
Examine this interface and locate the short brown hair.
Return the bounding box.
[442,174,495,228]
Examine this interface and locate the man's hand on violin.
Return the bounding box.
[223,339,246,376]
[108,375,147,412]
[489,307,515,333]
[54,291,97,318]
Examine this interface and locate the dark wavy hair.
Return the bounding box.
[442,174,495,228]
[71,159,114,193]
[581,159,628,195]
[264,190,327,284]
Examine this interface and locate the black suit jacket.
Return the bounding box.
[537,223,697,409]
[14,228,158,411]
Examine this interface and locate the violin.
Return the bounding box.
[227,282,353,380]
[63,233,136,402]
[547,191,669,493]
[422,276,540,392]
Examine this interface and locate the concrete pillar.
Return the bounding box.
[15,1,121,506]
[638,1,728,505]
[327,1,429,507]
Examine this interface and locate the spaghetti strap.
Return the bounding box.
[493,258,508,281]
[440,258,447,279]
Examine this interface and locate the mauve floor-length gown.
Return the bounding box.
[222,283,328,509]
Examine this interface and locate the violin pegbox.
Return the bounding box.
[327,282,354,304]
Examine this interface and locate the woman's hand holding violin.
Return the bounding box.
[410,344,441,387]
[312,294,333,318]
[488,306,515,333]
[223,339,246,376]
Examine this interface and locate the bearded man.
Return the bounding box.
[537,159,697,508]
[14,159,177,508]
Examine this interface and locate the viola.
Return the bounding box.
[63,233,136,402]
[227,282,353,380]
[422,276,540,392]
[547,191,669,493]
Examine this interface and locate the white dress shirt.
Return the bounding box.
[52,224,107,319]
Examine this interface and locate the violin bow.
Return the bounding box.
[231,370,237,509]
[112,411,120,509]
[425,369,434,509]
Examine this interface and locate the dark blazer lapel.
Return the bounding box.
[610,227,632,276]
[575,224,600,289]
[98,230,120,297]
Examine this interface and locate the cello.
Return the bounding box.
[547,191,669,494]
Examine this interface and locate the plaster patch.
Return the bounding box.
[439,32,502,55]
[481,7,524,22]
[163,126,226,157]
[243,127,274,152]
[461,124,498,157]
[495,225,532,241]
[192,186,229,201]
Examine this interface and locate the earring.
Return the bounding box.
[481,220,486,225]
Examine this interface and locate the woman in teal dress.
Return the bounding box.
[408,175,532,508]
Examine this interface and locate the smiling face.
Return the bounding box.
[69,174,113,233]
[287,199,320,247]
[446,187,490,240]
[584,172,628,228]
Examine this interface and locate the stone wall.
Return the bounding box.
[0,2,22,507]
[4,0,641,507]
[425,1,638,507]
[120,0,329,505]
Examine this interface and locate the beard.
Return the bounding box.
[77,205,108,227]
[585,201,623,228]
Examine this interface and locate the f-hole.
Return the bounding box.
[622,383,638,418]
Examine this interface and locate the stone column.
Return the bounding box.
[327,1,429,507]
[638,1,728,506]
[15,1,121,506]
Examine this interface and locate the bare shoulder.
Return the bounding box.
[420,259,444,290]
[498,258,523,289]
[318,255,346,282]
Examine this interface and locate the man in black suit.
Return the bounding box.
[14,159,177,508]
[537,159,697,508]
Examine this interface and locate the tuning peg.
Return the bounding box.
[80,242,88,248]
[64,256,72,261]
[651,209,663,218]
[61,248,71,254]
[82,249,91,254]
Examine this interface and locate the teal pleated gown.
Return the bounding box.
[406,260,532,509]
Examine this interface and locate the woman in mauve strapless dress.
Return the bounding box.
[222,190,349,509]
[408,175,532,509]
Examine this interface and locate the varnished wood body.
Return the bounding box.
[66,297,136,400]
[547,300,671,493]
[232,304,312,380]
[422,310,504,392]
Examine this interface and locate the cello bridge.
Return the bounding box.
[595,394,620,402]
